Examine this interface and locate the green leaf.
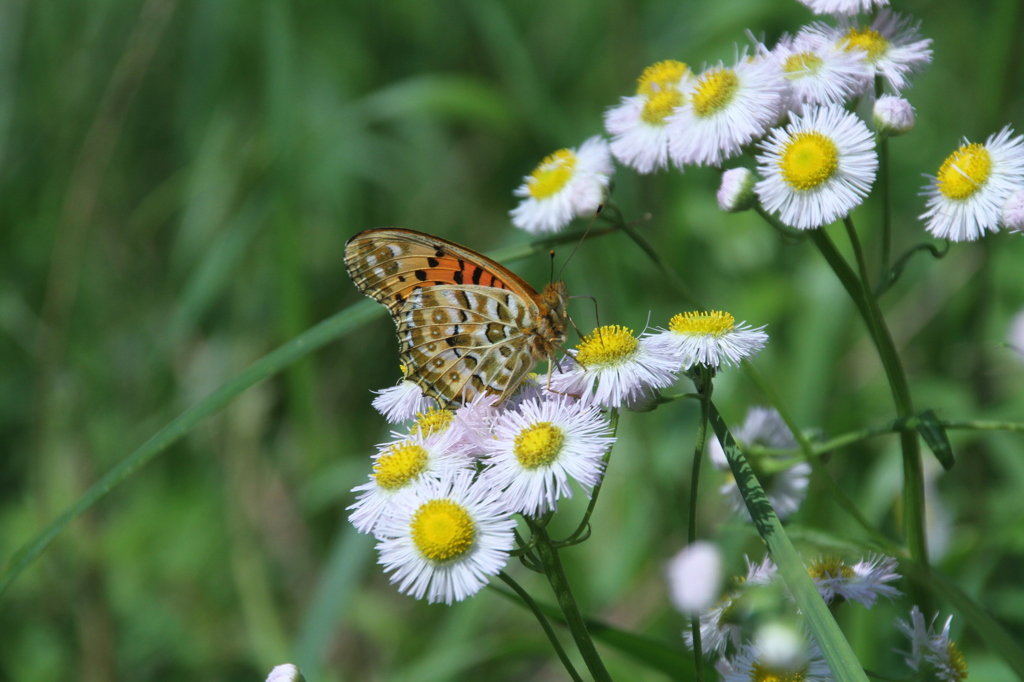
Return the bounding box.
[708,402,869,682]
[915,409,955,471]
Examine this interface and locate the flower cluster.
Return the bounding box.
[354,309,769,603]
[509,5,1024,246]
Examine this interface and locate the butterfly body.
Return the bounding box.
[344,228,568,407]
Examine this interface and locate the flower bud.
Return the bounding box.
[873,95,915,137]
[1001,189,1024,233]
[717,167,757,213]
[755,622,808,671]
[665,541,723,615]
[266,664,305,682]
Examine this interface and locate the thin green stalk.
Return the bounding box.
[533,526,612,682]
[558,408,619,546]
[942,420,1024,433]
[877,135,892,291]
[617,222,702,309]
[687,368,712,682]
[842,217,929,577]
[497,572,584,682]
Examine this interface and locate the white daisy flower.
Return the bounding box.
[897,606,969,682]
[1008,308,1024,358]
[809,11,933,94]
[684,556,776,655]
[372,379,435,423]
[667,53,787,168]
[708,406,810,521]
[605,60,694,173]
[772,31,871,113]
[549,325,680,409]
[718,168,758,213]
[480,395,613,516]
[510,136,614,234]
[920,127,1024,241]
[646,310,768,369]
[265,664,304,682]
[806,554,901,608]
[374,470,517,604]
[873,94,915,136]
[666,541,724,616]
[348,428,470,536]
[721,639,834,682]
[756,105,878,230]
[1002,189,1024,232]
[796,0,888,15]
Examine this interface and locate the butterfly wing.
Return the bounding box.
[344,228,556,406]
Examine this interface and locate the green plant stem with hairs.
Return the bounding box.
[687,366,713,682]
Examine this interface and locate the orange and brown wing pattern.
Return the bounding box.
[344,227,558,407]
[396,286,540,406]
[344,228,538,314]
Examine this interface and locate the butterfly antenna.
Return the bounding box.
[549,250,556,284]
[556,203,603,281]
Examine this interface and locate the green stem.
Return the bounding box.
[754,205,806,242]
[841,217,929,576]
[558,409,619,546]
[942,419,1024,433]
[687,367,712,682]
[877,135,892,292]
[497,572,584,682]
[534,526,612,682]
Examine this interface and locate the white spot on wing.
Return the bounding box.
[366,254,377,266]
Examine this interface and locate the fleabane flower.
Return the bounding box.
[772,31,871,113]
[721,639,834,682]
[810,10,933,94]
[921,127,1024,241]
[806,554,901,608]
[266,664,304,682]
[480,395,614,516]
[349,428,470,536]
[646,310,768,369]
[667,54,787,167]
[510,136,614,234]
[796,0,888,15]
[374,471,517,604]
[708,407,810,521]
[549,325,679,409]
[897,607,969,682]
[756,105,878,230]
[373,378,435,423]
[605,60,694,173]
[666,541,725,616]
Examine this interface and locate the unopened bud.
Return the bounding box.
[266,664,305,682]
[717,167,757,213]
[665,541,724,615]
[873,95,915,137]
[1001,189,1024,233]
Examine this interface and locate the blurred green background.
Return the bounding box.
[2,0,1024,679]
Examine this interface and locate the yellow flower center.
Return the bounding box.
[527,149,577,200]
[372,442,428,490]
[751,661,808,682]
[947,641,969,680]
[636,60,689,95]
[412,407,455,437]
[936,143,991,201]
[807,557,854,581]
[669,311,736,336]
[410,499,475,562]
[779,131,839,191]
[514,422,565,469]
[691,68,739,118]
[842,27,889,62]
[641,88,684,125]
[783,51,824,79]
[575,325,638,367]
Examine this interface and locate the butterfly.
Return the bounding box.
[345,228,569,407]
